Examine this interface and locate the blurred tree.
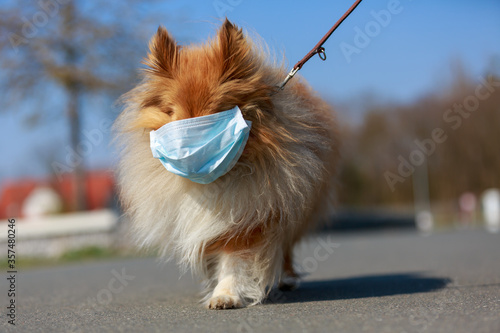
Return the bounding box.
[337,69,500,210]
[0,0,160,211]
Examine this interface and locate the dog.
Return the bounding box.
[114,19,339,309]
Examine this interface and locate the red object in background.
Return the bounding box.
[0,170,116,219]
[0,179,39,219]
[85,171,116,211]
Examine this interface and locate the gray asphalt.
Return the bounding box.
[2,229,499,333]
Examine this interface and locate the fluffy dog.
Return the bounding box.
[114,19,339,309]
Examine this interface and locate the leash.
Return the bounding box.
[277,0,364,90]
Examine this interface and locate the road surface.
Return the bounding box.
[2,229,499,332]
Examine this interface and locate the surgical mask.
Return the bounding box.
[150,106,252,184]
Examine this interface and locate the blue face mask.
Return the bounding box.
[150,106,252,184]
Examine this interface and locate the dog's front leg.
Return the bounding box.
[206,252,245,309]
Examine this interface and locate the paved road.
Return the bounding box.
[2,229,499,333]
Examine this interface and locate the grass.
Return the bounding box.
[0,246,140,270]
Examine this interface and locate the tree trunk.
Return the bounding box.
[68,82,86,212]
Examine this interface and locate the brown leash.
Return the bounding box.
[277,0,364,90]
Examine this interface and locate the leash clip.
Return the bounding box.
[277,67,300,90]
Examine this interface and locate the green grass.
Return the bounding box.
[59,246,120,262]
[0,246,141,270]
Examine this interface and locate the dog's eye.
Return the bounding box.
[163,108,174,116]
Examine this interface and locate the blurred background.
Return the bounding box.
[0,0,499,263]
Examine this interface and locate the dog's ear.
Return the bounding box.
[217,19,255,81]
[143,26,178,78]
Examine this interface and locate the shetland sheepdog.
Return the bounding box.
[114,19,339,309]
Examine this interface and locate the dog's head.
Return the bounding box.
[131,19,274,131]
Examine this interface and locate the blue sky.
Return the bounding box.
[1,0,499,182]
[172,0,500,100]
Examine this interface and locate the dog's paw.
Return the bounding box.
[278,274,300,291]
[206,295,243,310]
